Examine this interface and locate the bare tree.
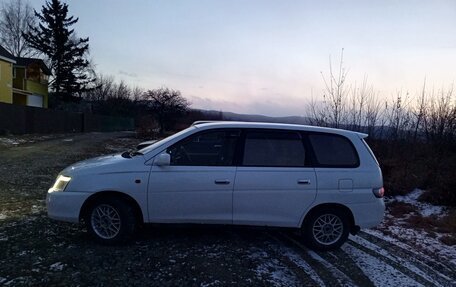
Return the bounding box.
[113,80,131,99]
[307,95,328,126]
[347,77,373,132]
[143,87,190,134]
[364,90,383,138]
[320,49,349,128]
[423,85,455,145]
[412,79,427,142]
[131,86,144,102]
[0,0,37,57]
[385,91,414,141]
[83,74,116,101]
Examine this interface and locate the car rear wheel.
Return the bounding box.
[85,198,137,244]
[303,208,350,251]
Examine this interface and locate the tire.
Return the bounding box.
[85,197,137,244]
[302,208,350,251]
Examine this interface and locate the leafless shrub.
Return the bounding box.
[422,85,455,146]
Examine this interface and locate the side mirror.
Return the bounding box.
[154,153,171,166]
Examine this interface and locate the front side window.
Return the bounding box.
[308,133,359,167]
[167,129,240,166]
[242,130,306,167]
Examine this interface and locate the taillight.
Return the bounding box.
[373,187,385,198]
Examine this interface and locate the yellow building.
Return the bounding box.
[0,46,15,104]
[0,45,51,108]
[13,58,51,108]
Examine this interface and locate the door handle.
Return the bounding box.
[297,179,311,185]
[215,179,230,185]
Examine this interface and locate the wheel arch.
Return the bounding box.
[79,191,144,225]
[301,203,359,234]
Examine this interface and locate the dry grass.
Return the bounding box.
[404,210,456,246]
[386,200,456,246]
[387,201,418,217]
[439,235,456,246]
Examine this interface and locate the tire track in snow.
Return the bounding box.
[350,235,452,287]
[272,232,356,286]
[285,233,375,287]
[229,230,301,286]
[358,231,456,282]
[342,243,423,287]
[347,239,438,287]
[247,247,301,287]
[264,233,326,286]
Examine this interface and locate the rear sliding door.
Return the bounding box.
[233,129,317,227]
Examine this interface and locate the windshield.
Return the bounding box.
[138,126,196,154]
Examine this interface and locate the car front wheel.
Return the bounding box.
[303,208,350,251]
[85,198,137,244]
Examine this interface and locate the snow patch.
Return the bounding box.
[49,262,65,271]
[395,189,444,217]
[0,138,23,145]
[200,280,221,287]
[4,277,27,286]
[249,249,299,287]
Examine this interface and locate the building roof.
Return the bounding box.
[0,45,16,63]
[15,57,52,75]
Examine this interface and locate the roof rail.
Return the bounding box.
[191,120,222,126]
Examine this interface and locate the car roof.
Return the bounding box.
[192,121,368,138]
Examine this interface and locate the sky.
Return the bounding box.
[25,0,456,116]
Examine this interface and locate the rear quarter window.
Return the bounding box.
[308,133,359,167]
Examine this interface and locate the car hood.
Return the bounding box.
[60,153,148,176]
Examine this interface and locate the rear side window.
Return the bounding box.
[243,130,306,167]
[308,134,359,167]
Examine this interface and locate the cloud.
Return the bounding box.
[118,70,138,78]
[188,93,310,117]
[188,95,244,112]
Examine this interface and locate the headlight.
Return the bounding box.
[48,175,71,193]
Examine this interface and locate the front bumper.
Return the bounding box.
[46,191,92,223]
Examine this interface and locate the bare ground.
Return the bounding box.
[0,132,454,286]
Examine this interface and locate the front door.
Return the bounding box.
[148,129,240,223]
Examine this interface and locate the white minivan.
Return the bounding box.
[47,121,385,250]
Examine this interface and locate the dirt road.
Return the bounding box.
[0,132,454,286]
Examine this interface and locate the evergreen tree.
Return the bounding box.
[24,0,94,99]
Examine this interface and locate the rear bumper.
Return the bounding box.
[46,191,91,223]
[348,199,385,229]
